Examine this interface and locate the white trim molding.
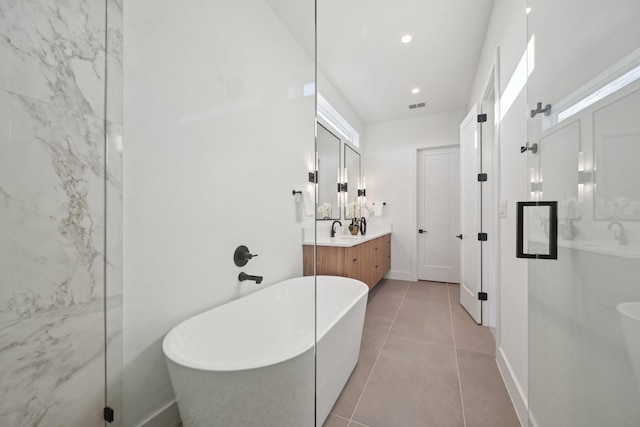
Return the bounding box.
[495,346,528,427]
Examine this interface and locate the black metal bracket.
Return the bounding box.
[477,113,488,123]
[478,233,488,241]
[478,292,488,301]
[530,102,552,118]
[308,171,317,183]
[477,173,488,182]
[104,407,114,423]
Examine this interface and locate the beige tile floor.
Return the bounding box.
[323,279,520,427]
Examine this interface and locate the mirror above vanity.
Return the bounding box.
[316,123,340,220]
[316,120,363,222]
[344,145,360,220]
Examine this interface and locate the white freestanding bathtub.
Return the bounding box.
[162,275,368,426]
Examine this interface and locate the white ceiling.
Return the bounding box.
[317,0,495,124]
[265,0,495,124]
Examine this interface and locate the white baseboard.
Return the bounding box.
[386,270,415,282]
[139,400,181,427]
[495,347,528,427]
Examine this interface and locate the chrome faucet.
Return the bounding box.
[608,221,627,245]
[331,220,342,238]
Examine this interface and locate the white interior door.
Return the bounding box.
[417,147,460,283]
[459,106,482,323]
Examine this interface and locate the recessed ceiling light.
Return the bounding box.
[401,34,412,44]
[411,88,420,94]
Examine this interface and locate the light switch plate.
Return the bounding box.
[499,200,508,218]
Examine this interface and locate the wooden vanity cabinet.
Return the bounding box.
[303,234,391,290]
[373,233,391,285]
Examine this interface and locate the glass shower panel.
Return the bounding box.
[527,1,640,426]
[105,0,124,424]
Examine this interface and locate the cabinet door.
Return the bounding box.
[371,237,381,284]
[317,246,347,276]
[381,234,391,276]
[303,245,314,276]
[345,245,361,282]
[360,239,375,288]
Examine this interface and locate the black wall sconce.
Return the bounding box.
[578,170,595,184]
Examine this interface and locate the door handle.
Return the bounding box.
[456,234,463,240]
[516,201,558,259]
[418,229,426,234]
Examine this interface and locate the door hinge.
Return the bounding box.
[478,292,488,301]
[104,407,114,423]
[477,113,487,123]
[478,233,488,241]
[477,173,488,182]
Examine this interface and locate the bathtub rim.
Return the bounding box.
[162,275,368,372]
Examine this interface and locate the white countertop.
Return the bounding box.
[529,235,640,259]
[303,226,392,247]
[559,240,640,259]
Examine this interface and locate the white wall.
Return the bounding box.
[363,111,466,281]
[318,72,365,145]
[467,0,529,424]
[122,1,315,425]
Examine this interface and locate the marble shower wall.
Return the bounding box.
[0,0,123,426]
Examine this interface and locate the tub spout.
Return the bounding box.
[239,272,263,284]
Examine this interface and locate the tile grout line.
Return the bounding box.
[448,283,467,427]
[347,281,411,425]
[329,413,350,423]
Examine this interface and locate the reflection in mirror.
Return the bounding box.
[344,145,360,219]
[594,86,640,220]
[317,123,340,220]
[538,121,580,240]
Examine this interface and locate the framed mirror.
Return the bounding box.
[344,144,361,219]
[317,123,340,220]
